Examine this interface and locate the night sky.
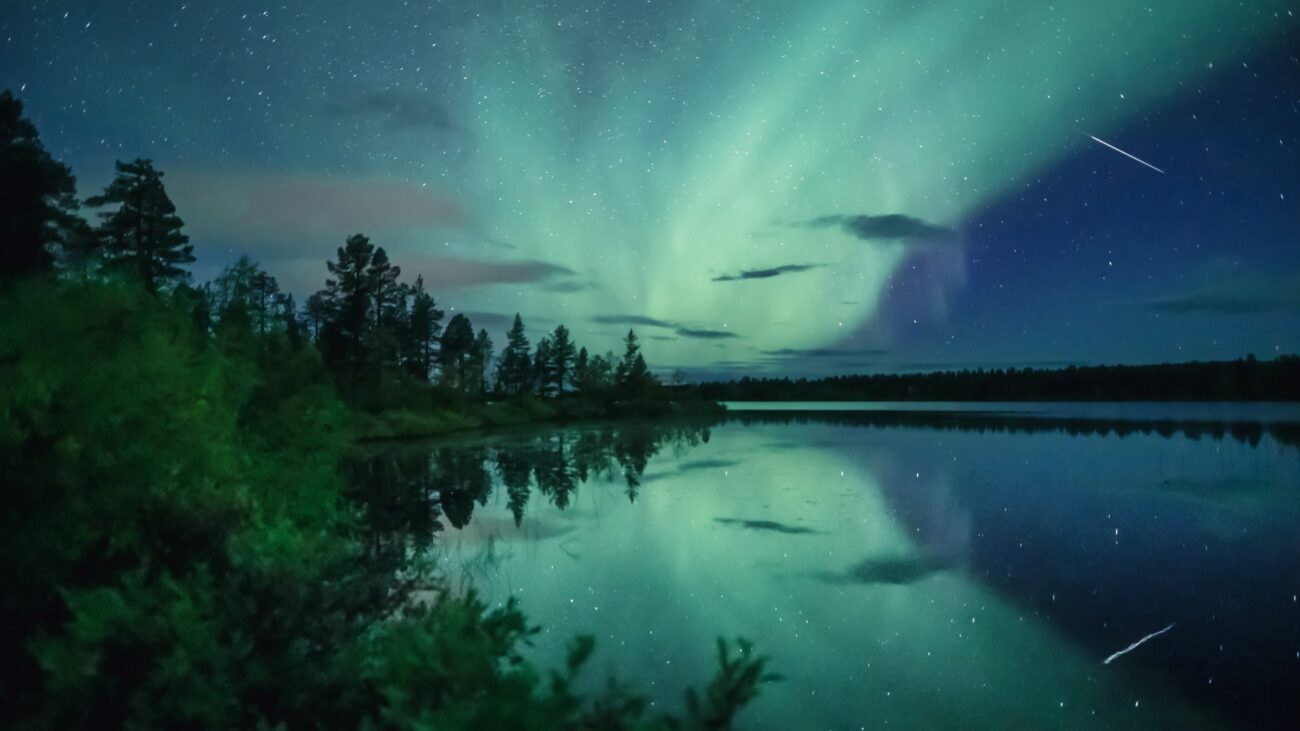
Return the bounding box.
[3,1,1298,378]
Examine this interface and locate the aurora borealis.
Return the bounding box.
[4,1,1298,376]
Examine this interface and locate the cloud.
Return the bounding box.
[483,236,518,250]
[591,314,677,329]
[540,280,592,294]
[712,263,821,282]
[590,314,739,340]
[324,89,457,131]
[400,255,575,290]
[762,347,890,358]
[797,213,956,243]
[168,170,467,248]
[457,311,515,331]
[1130,279,1300,315]
[457,311,555,332]
[675,326,739,340]
[263,255,574,300]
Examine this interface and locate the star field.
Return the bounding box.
[3,1,1297,375]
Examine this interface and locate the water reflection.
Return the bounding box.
[811,554,952,586]
[346,421,719,557]
[345,410,1299,729]
[714,518,822,535]
[726,408,1300,451]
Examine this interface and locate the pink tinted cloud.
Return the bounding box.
[400,254,575,290]
[167,170,467,246]
[264,254,576,300]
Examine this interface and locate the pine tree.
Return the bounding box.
[322,233,375,365]
[473,329,494,396]
[403,275,443,381]
[0,90,83,280]
[303,291,334,341]
[533,337,553,397]
[276,292,304,345]
[574,347,590,392]
[361,246,404,370]
[440,314,476,390]
[549,324,576,395]
[366,247,402,330]
[85,159,192,292]
[582,351,614,392]
[210,256,281,334]
[250,268,280,335]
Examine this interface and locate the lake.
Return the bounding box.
[349,404,1300,729]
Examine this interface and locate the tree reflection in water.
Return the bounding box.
[345,421,717,565]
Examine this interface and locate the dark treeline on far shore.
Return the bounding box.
[699,356,1300,402]
[1,89,768,728]
[724,410,1300,451]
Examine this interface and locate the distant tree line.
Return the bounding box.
[699,356,1300,402]
[0,89,664,412]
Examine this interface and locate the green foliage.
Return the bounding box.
[209,255,290,336]
[0,280,770,728]
[1,105,752,726]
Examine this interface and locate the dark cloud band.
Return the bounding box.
[712,263,820,282]
[797,213,956,243]
[589,314,740,340]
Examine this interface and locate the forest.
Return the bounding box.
[2,86,719,436]
[699,356,1300,402]
[0,89,769,728]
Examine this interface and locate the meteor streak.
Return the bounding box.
[1103,623,1176,665]
[1087,134,1167,174]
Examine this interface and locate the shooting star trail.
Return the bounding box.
[1103,623,1176,665]
[1087,134,1166,174]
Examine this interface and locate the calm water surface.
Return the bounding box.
[350,405,1300,729]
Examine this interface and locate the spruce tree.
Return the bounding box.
[86,159,192,292]
[549,324,576,395]
[574,347,590,392]
[473,329,494,395]
[533,337,553,397]
[366,246,402,330]
[404,275,443,381]
[616,329,640,387]
[498,313,532,396]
